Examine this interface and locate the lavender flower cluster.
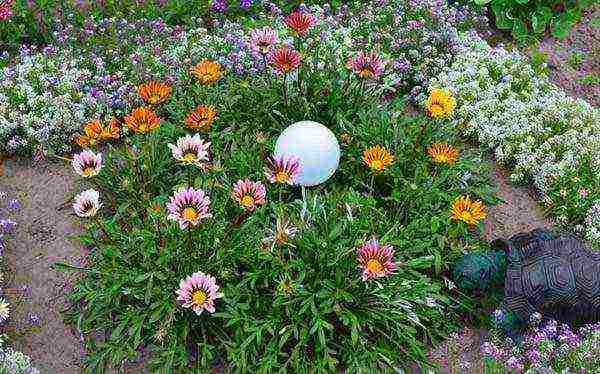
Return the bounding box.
[482,311,600,372]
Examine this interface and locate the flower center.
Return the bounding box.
[182,151,197,163]
[241,195,255,208]
[359,68,375,78]
[183,207,199,221]
[366,259,383,273]
[192,289,207,305]
[149,94,161,103]
[275,171,289,183]
[370,160,384,171]
[83,166,96,177]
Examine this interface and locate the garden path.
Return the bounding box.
[1,160,85,373]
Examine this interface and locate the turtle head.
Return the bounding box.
[452,250,507,292]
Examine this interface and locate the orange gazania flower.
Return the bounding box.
[268,46,301,74]
[185,105,218,131]
[428,142,459,164]
[362,145,394,173]
[426,88,456,118]
[138,81,171,105]
[124,106,161,134]
[284,11,316,36]
[450,196,486,225]
[191,60,223,85]
[75,118,120,148]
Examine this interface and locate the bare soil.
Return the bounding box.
[1,159,85,373]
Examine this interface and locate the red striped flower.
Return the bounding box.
[268,46,301,74]
[285,11,316,36]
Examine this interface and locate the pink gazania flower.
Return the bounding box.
[357,238,396,281]
[232,179,266,211]
[175,272,223,315]
[268,46,301,74]
[264,154,302,185]
[73,189,101,218]
[0,1,13,21]
[72,150,102,178]
[346,51,385,79]
[166,187,212,229]
[250,26,279,55]
[168,134,211,167]
[285,11,316,35]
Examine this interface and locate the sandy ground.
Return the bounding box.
[1,159,85,373]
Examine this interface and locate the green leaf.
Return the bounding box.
[512,19,529,39]
[551,16,572,39]
[492,6,514,30]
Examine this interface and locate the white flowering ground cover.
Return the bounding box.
[430,33,600,249]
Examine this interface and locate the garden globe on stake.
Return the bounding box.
[274,121,340,187]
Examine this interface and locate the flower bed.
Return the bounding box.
[429,33,600,248]
[55,4,500,370]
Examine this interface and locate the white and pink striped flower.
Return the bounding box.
[232,179,266,211]
[73,189,101,218]
[250,27,279,55]
[357,238,396,281]
[72,150,102,178]
[168,134,210,167]
[264,155,301,185]
[166,187,211,229]
[175,272,223,315]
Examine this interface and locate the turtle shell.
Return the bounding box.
[502,235,600,326]
[453,251,507,291]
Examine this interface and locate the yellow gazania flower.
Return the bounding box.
[428,142,459,164]
[426,88,456,118]
[191,60,223,85]
[362,145,394,172]
[124,106,161,134]
[450,196,486,225]
[185,105,218,131]
[137,81,172,105]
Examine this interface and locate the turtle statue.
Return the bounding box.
[453,229,600,331]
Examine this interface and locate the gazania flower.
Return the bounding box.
[191,60,223,85]
[124,106,161,134]
[73,189,101,218]
[264,154,302,185]
[185,105,218,131]
[75,118,120,148]
[347,52,385,79]
[428,142,459,164]
[263,215,298,249]
[363,145,394,172]
[175,272,223,315]
[357,238,396,281]
[138,81,171,105]
[250,27,279,55]
[0,1,13,21]
[166,187,212,229]
[72,150,102,178]
[426,88,456,118]
[232,179,266,211]
[168,134,211,167]
[285,11,316,35]
[450,196,487,225]
[268,46,301,74]
[0,297,9,323]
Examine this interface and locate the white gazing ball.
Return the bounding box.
[274,121,341,186]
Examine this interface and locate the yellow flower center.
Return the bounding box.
[241,195,255,209]
[183,207,199,221]
[192,289,207,305]
[370,160,384,171]
[366,259,383,273]
[83,166,96,177]
[275,171,289,183]
[149,94,161,104]
[359,68,375,78]
[182,152,197,163]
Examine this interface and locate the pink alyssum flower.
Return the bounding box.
[232,179,266,211]
[175,272,223,315]
[166,187,212,229]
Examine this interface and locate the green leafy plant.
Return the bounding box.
[472,0,592,41]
